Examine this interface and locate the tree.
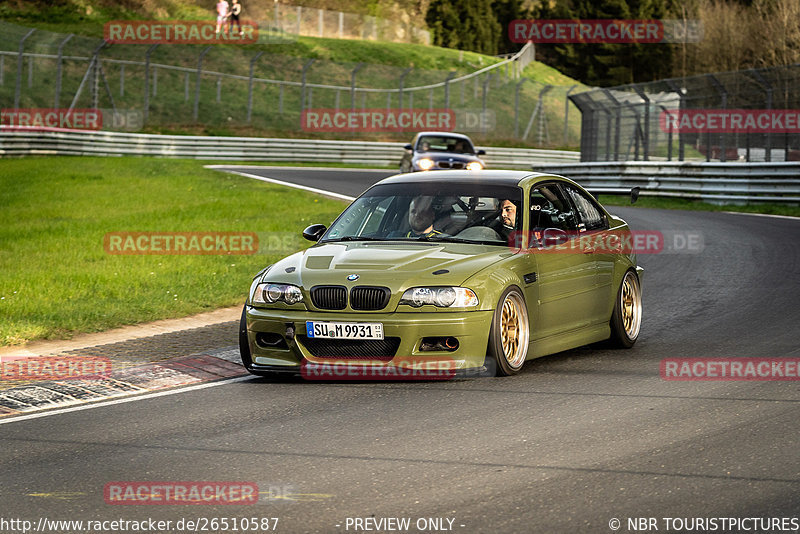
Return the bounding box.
[531,0,675,86]
[426,0,502,55]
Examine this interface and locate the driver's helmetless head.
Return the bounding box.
[500,199,517,229]
[408,196,435,234]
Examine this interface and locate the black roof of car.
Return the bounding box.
[375,170,556,188]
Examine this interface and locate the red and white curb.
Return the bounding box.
[0,348,247,418]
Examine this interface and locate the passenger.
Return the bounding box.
[490,199,518,242]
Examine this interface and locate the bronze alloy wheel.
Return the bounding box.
[620,270,642,341]
[499,290,529,369]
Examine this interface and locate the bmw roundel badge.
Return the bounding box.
[346,274,360,281]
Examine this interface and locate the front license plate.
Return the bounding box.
[306,321,384,340]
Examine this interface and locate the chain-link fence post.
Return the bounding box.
[481,74,494,118]
[444,71,456,109]
[27,51,34,88]
[708,75,728,162]
[14,29,36,109]
[398,67,412,109]
[563,85,577,147]
[514,78,527,139]
[143,44,159,124]
[54,34,73,108]
[632,86,650,160]
[351,63,364,110]
[246,52,264,122]
[301,59,315,113]
[193,46,211,121]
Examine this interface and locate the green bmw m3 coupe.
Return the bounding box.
[240,170,643,378]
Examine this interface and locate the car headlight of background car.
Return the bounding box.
[399,287,479,308]
[417,158,435,170]
[251,282,304,306]
[466,162,483,171]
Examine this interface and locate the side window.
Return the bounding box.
[563,185,607,231]
[530,184,578,233]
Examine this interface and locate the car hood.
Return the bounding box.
[263,241,514,290]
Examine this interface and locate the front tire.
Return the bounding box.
[608,270,642,348]
[488,286,530,376]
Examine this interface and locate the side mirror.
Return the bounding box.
[476,149,486,156]
[404,144,413,151]
[541,228,568,247]
[302,224,327,242]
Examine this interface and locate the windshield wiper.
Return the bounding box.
[321,236,389,243]
[415,236,503,245]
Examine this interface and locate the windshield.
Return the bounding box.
[322,182,521,245]
[416,136,475,154]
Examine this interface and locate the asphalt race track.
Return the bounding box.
[1,166,799,533]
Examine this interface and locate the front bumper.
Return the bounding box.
[245,306,494,372]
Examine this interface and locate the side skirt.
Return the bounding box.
[527,324,610,359]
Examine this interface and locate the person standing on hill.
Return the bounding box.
[215,0,230,36]
[229,0,243,37]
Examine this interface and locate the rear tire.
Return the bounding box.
[488,286,530,376]
[608,270,642,348]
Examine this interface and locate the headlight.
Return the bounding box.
[418,158,435,170]
[466,161,483,171]
[400,287,479,308]
[251,283,304,305]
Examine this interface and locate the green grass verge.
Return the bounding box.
[0,156,346,346]
[597,195,800,217]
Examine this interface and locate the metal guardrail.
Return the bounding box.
[0,129,580,168]
[531,161,800,204]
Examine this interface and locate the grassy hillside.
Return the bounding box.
[0,2,586,148]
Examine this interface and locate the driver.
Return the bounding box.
[406,196,443,238]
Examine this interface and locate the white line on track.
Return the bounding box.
[0,376,253,426]
[722,211,799,221]
[205,164,392,173]
[207,167,356,202]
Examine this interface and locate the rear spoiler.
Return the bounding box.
[587,187,640,205]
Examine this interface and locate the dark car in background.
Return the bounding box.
[400,132,486,173]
